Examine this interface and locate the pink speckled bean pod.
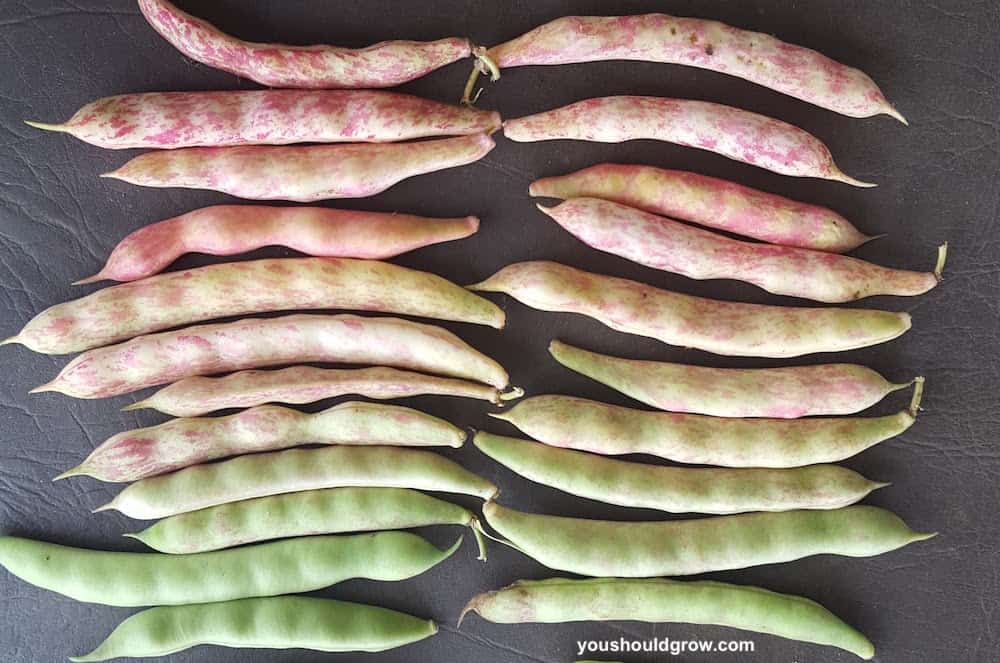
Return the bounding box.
[100,133,495,202]
[540,198,946,303]
[529,163,873,253]
[139,0,472,89]
[58,402,466,483]
[473,14,904,121]
[77,206,479,285]
[126,366,524,417]
[7,257,503,355]
[26,90,501,150]
[469,261,910,358]
[503,97,872,186]
[31,314,510,399]
[549,340,916,419]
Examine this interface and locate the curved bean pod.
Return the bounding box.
[503,97,871,186]
[540,198,945,302]
[473,432,884,514]
[549,340,914,418]
[32,314,510,399]
[73,596,436,661]
[27,90,501,150]
[491,393,921,468]
[77,205,479,284]
[469,262,911,358]
[0,532,460,607]
[128,487,480,555]
[460,577,874,659]
[101,133,495,201]
[481,502,934,577]
[97,445,499,519]
[529,163,872,253]
[139,0,470,88]
[59,402,465,483]
[127,366,523,417]
[9,257,504,355]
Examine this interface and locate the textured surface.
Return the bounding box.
[0,1,997,662]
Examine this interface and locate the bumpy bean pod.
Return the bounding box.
[529,163,872,253]
[503,97,872,186]
[470,262,910,358]
[540,198,945,302]
[461,577,874,659]
[0,532,459,607]
[98,445,499,520]
[58,402,465,483]
[549,340,915,418]
[32,314,510,399]
[27,90,500,150]
[482,502,934,577]
[73,596,436,661]
[78,206,479,284]
[101,133,495,201]
[8,257,503,355]
[127,366,523,417]
[140,0,470,88]
[491,393,921,468]
[473,432,884,514]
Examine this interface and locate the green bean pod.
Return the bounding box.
[97,445,498,520]
[491,393,920,468]
[481,503,934,577]
[473,432,885,514]
[72,595,436,661]
[0,532,460,607]
[461,577,874,659]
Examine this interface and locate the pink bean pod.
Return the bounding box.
[549,340,916,418]
[503,97,872,186]
[25,90,501,150]
[473,14,904,121]
[100,133,495,202]
[529,163,873,253]
[540,198,946,303]
[77,206,479,285]
[469,261,911,358]
[58,402,466,483]
[139,0,472,89]
[126,366,525,417]
[31,314,510,399]
[6,257,503,355]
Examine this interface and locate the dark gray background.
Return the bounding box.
[1,1,998,661]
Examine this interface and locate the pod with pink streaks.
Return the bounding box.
[100,133,495,201]
[139,0,472,89]
[539,198,945,303]
[32,314,510,399]
[503,97,871,186]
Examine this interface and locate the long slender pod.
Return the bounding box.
[0,532,460,607]
[482,502,935,577]
[540,198,944,302]
[529,164,872,253]
[97,446,499,519]
[461,577,875,659]
[78,206,480,284]
[139,0,471,88]
[101,133,495,201]
[59,402,466,482]
[469,262,911,358]
[491,393,921,468]
[473,432,884,514]
[549,340,915,418]
[9,257,504,355]
[503,97,871,186]
[32,314,510,399]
